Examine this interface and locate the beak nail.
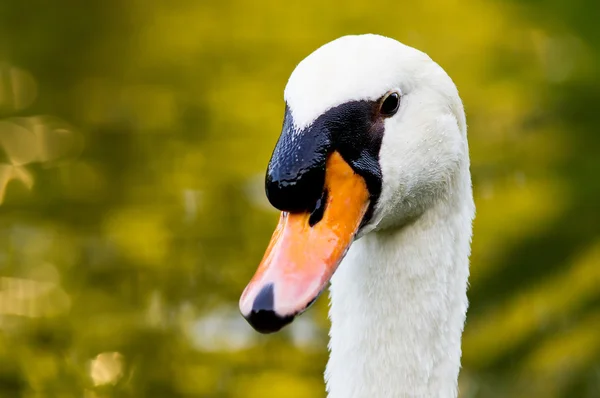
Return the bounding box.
[245,284,294,333]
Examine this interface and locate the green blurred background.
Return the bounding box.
[0,0,598,397]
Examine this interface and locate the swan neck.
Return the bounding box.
[325,194,473,398]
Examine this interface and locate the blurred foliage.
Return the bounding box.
[0,0,598,397]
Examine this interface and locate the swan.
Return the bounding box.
[239,34,475,398]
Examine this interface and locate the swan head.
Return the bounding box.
[240,34,469,333]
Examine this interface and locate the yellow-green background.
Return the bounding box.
[0,0,598,397]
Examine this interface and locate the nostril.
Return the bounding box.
[309,189,328,227]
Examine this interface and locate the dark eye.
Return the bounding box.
[380,92,400,116]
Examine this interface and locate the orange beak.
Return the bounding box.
[240,151,370,333]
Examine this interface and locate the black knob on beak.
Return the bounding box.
[265,107,331,212]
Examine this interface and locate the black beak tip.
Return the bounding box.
[242,283,295,334]
[244,310,295,334]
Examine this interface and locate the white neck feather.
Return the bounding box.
[325,168,474,398]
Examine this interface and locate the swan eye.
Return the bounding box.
[380,92,400,116]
